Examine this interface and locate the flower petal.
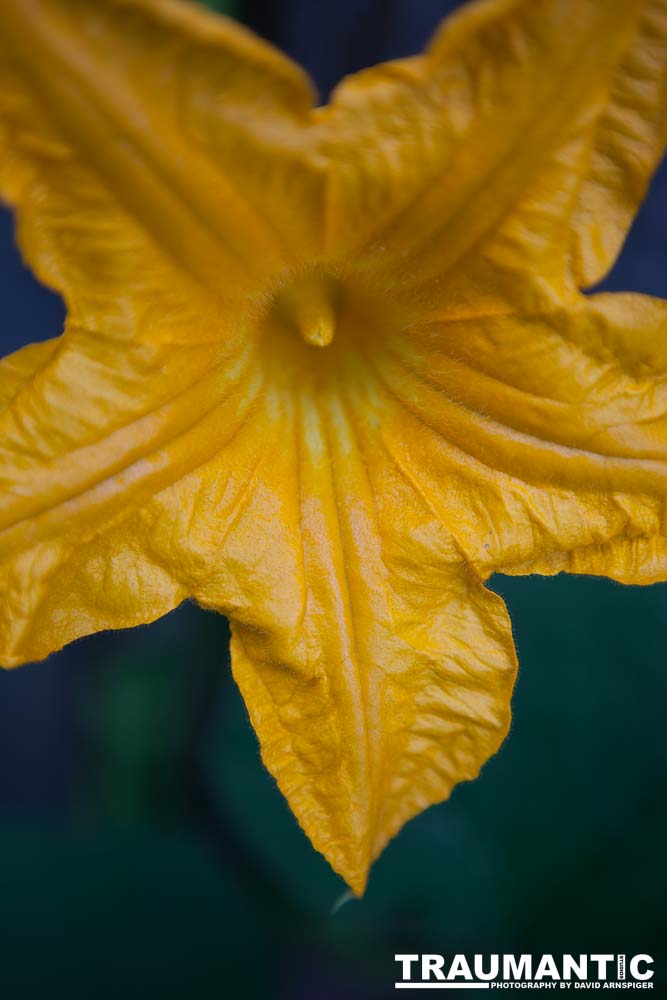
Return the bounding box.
[0,0,322,315]
[321,0,667,304]
[228,383,516,894]
[366,292,667,587]
[0,319,265,664]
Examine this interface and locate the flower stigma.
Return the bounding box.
[274,270,340,348]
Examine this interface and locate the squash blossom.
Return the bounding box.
[0,0,666,895]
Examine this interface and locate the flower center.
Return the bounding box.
[258,267,417,388]
[273,270,341,348]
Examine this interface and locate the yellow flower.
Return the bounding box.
[0,0,666,894]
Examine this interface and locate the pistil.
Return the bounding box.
[276,270,340,348]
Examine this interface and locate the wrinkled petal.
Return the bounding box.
[321,0,667,309]
[0,319,263,664]
[230,378,516,893]
[0,0,323,316]
[368,291,667,586]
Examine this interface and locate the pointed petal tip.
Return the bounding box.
[340,858,370,899]
[305,826,373,898]
[344,867,369,899]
